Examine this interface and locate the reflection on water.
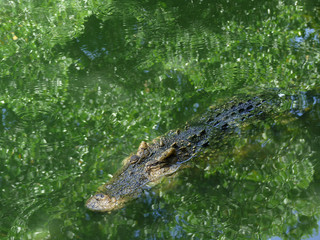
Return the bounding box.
[1,0,320,239]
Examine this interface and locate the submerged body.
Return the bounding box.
[86,92,290,212]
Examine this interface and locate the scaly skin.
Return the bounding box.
[86,94,279,212]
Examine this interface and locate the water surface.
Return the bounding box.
[1,0,320,239]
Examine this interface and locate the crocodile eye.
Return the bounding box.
[130,155,140,164]
[95,193,106,200]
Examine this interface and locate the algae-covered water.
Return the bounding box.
[1,1,320,239]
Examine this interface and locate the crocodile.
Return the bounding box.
[86,91,316,212]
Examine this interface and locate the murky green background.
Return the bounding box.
[1,0,320,239]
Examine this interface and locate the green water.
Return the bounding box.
[1,0,320,239]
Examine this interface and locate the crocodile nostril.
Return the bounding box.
[95,193,106,200]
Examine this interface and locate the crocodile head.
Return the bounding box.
[86,141,182,212]
[85,166,146,212]
[85,161,148,212]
